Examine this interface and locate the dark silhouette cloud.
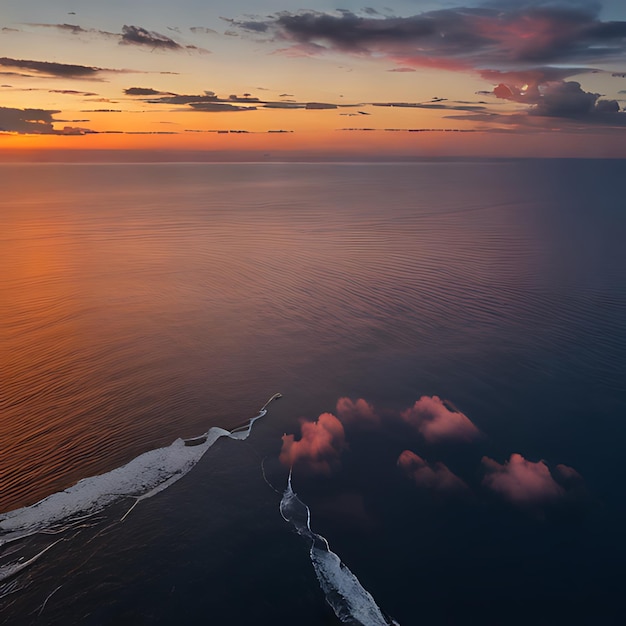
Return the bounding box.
[0,57,110,78]
[120,25,182,49]
[49,89,98,96]
[305,102,337,109]
[189,102,257,112]
[124,87,165,96]
[372,101,487,112]
[190,26,218,35]
[27,23,208,54]
[0,106,94,134]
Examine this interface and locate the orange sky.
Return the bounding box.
[2,0,626,158]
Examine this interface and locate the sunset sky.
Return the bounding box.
[2,0,626,158]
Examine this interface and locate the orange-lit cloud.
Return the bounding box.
[398,450,468,492]
[400,396,480,443]
[481,453,579,508]
[335,397,380,429]
[280,412,346,475]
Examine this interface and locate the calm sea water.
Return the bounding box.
[1,161,625,625]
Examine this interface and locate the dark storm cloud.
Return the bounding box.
[0,57,112,78]
[484,78,626,125]
[0,106,95,134]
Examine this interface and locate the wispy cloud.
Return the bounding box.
[0,56,112,78]
[26,23,210,54]
[120,25,182,50]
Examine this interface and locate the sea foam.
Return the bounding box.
[280,474,398,626]
[1,394,281,546]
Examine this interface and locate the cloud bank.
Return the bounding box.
[233,4,626,67]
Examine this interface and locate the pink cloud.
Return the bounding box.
[398,450,468,492]
[482,453,567,507]
[335,397,379,429]
[555,463,583,483]
[279,412,346,475]
[400,396,480,443]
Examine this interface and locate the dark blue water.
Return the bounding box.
[1,160,625,624]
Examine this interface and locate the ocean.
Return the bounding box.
[1,160,625,625]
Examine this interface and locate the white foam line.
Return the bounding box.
[0,539,63,583]
[1,395,281,543]
[37,584,63,617]
[280,476,397,626]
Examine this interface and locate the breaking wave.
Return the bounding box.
[280,473,398,626]
[1,394,281,563]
